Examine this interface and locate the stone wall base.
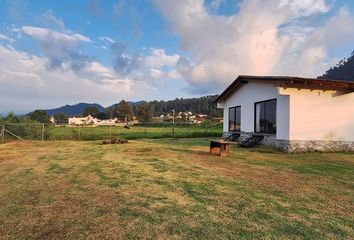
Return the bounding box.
[223,132,354,153]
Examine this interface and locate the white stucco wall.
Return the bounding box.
[280,88,354,141]
[219,82,290,139]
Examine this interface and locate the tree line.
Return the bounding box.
[318,50,354,80]
[1,95,221,124]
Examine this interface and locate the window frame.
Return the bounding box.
[228,105,241,132]
[254,99,277,134]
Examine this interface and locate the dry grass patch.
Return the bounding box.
[0,139,353,239]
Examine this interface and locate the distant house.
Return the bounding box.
[68,115,98,125]
[190,114,208,124]
[68,115,118,125]
[68,115,138,126]
[50,116,55,124]
[215,75,354,152]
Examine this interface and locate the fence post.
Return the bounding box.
[41,123,45,141]
[110,124,112,139]
[1,123,5,143]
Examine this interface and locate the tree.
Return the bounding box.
[28,110,50,123]
[318,50,354,80]
[114,100,133,122]
[82,106,100,117]
[95,112,109,120]
[53,112,69,124]
[2,112,20,123]
[137,104,153,122]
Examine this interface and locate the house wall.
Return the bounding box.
[280,88,354,141]
[219,81,290,139]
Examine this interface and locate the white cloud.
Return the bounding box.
[19,26,91,43]
[13,26,92,71]
[0,45,154,112]
[99,36,115,43]
[0,33,15,43]
[154,0,354,93]
[145,48,180,68]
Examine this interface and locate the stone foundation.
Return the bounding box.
[223,132,354,153]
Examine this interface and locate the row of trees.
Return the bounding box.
[107,95,222,122]
[0,101,147,124]
[1,95,221,124]
[0,111,66,124]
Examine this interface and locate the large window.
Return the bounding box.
[255,99,276,134]
[229,106,241,132]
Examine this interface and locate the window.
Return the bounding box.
[229,106,241,132]
[255,99,276,134]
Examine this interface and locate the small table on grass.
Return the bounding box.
[210,140,237,157]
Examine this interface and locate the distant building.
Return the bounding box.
[50,116,55,124]
[189,114,208,123]
[68,115,138,126]
[68,115,119,125]
[68,115,98,125]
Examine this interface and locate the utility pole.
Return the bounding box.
[172,109,175,124]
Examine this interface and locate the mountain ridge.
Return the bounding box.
[45,103,106,116]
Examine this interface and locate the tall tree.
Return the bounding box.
[95,112,109,120]
[53,112,69,124]
[82,106,100,117]
[2,112,21,123]
[318,50,354,80]
[114,100,133,121]
[137,104,153,122]
[28,110,50,123]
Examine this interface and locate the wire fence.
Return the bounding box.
[0,122,223,143]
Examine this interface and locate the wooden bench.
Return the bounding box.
[210,140,237,157]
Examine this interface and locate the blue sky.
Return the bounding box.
[0,0,354,113]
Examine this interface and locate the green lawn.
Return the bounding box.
[3,124,223,141]
[48,124,222,140]
[0,139,353,239]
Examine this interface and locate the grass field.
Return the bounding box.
[0,138,353,239]
[48,124,222,140]
[3,123,223,141]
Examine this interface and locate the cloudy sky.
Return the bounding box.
[1,0,354,113]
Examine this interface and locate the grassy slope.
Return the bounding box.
[0,139,353,239]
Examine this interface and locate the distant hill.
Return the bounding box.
[46,103,105,116]
[32,95,222,118]
[318,50,354,81]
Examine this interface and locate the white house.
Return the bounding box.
[68,115,119,125]
[216,75,354,152]
[68,115,98,125]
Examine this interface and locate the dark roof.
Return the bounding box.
[215,75,354,103]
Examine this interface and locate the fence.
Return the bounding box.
[0,122,223,143]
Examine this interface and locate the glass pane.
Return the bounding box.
[266,100,276,133]
[235,107,241,132]
[229,107,235,131]
[255,104,261,132]
[255,100,276,134]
